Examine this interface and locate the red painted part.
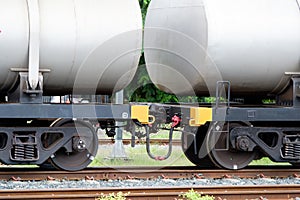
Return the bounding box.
[171,115,181,128]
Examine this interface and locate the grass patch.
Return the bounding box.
[97,192,128,200]
[179,189,215,200]
[250,157,290,166]
[93,129,189,167]
[91,144,194,167]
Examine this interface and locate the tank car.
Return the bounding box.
[0,0,147,171]
[144,0,300,169]
[0,0,300,171]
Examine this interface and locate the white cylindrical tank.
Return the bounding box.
[0,0,142,95]
[144,0,300,96]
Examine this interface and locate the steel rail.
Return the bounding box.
[0,166,299,181]
[0,185,300,199]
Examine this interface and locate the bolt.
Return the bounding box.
[89,155,95,161]
[237,136,250,151]
[73,137,87,152]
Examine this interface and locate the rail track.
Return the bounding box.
[1,166,300,199]
[0,166,300,181]
[0,185,300,200]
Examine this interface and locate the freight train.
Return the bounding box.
[0,0,299,171]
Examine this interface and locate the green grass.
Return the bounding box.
[179,189,215,200]
[91,144,194,167]
[93,129,191,167]
[250,157,290,166]
[97,192,128,200]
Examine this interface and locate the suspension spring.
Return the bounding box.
[12,144,37,161]
[14,145,25,159]
[282,135,300,159]
[294,144,300,158]
[24,145,36,159]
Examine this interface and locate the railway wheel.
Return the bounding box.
[206,122,258,170]
[182,123,216,167]
[49,119,98,171]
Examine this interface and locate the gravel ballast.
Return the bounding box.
[1,177,300,190]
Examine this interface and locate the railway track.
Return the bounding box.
[1,166,300,199]
[0,166,300,181]
[0,185,300,199]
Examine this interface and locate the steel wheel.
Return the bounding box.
[38,119,63,170]
[206,122,257,170]
[49,119,98,171]
[182,123,216,168]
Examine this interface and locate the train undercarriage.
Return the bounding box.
[0,103,151,171]
[1,72,300,171]
[179,77,300,169]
